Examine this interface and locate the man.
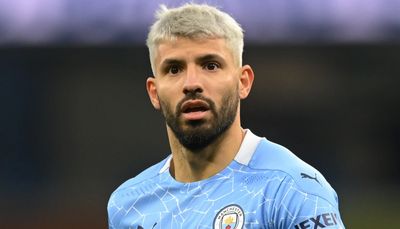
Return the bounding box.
[108,3,345,229]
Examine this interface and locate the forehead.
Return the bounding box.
[155,37,233,64]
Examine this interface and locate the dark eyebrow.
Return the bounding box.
[159,58,185,73]
[160,58,185,67]
[159,54,226,72]
[196,54,226,65]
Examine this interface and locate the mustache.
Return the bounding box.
[175,92,216,117]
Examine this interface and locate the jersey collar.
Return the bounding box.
[159,129,263,174]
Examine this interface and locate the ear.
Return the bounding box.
[146,77,161,110]
[238,65,255,99]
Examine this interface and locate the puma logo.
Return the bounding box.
[300,173,321,186]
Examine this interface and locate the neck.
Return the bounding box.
[167,119,244,183]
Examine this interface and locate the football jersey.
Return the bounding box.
[108,130,345,229]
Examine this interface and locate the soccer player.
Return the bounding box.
[108,3,345,229]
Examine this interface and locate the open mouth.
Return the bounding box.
[181,100,210,114]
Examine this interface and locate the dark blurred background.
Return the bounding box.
[1,1,399,228]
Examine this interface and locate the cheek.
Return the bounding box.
[214,80,239,102]
[157,90,180,112]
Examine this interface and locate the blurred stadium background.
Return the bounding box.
[1,0,399,228]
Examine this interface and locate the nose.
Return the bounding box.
[182,64,203,95]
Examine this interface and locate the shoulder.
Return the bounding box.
[248,138,339,207]
[107,156,171,227]
[110,156,170,195]
[107,156,169,218]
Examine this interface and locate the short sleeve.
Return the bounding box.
[270,177,345,229]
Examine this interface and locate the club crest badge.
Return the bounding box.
[213,204,244,229]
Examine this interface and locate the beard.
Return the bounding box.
[159,87,239,151]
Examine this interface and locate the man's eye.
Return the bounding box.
[204,62,220,71]
[169,65,181,74]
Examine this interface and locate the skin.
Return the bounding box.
[146,37,254,182]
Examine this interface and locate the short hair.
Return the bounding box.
[146,3,244,75]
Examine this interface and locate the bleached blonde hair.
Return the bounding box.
[146,3,244,74]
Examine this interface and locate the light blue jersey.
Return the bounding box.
[108,130,345,229]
